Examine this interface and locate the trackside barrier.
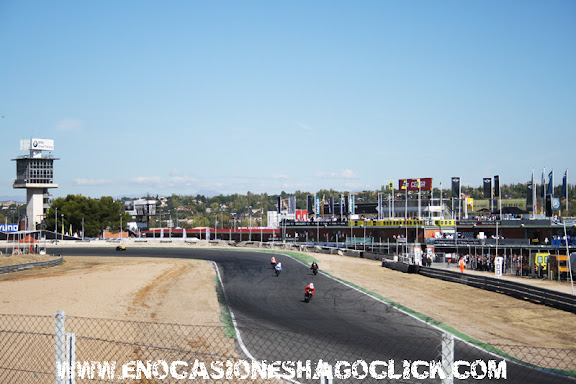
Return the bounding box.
[418,266,576,314]
[0,256,63,275]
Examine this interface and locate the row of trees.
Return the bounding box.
[1,182,573,236]
[45,195,130,238]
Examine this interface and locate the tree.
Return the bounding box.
[46,195,129,238]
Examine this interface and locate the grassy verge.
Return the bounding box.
[212,269,236,339]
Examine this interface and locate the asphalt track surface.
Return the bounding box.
[53,247,573,383]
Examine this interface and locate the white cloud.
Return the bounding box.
[55,118,84,133]
[74,178,112,186]
[168,176,197,185]
[315,169,357,179]
[270,174,289,180]
[295,121,312,131]
[130,176,165,185]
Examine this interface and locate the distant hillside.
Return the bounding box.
[0,196,25,204]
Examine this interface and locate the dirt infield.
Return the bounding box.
[0,247,575,349]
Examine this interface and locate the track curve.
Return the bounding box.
[51,247,573,383]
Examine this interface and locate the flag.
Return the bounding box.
[400,180,407,190]
[288,196,296,214]
[526,180,533,208]
[541,170,546,198]
[389,180,394,190]
[348,195,355,215]
[467,198,474,210]
[451,177,460,197]
[483,178,492,198]
[494,175,500,197]
[547,171,554,197]
[276,197,281,213]
[562,170,568,198]
[307,196,314,215]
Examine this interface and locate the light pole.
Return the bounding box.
[120,214,123,241]
[82,217,84,241]
[61,214,64,241]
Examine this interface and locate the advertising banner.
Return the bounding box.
[348,195,355,215]
[20,138,55,151]
[398,178,432,191]
[451,177,460,197]
[483,178,492,198]
[295,210,308,221]
[307,196,314,215]
[0,224,18,233]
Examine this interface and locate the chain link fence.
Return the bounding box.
[0,313,575,383]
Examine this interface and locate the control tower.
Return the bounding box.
[12,138,59,231]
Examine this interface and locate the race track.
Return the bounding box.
[52,247,573,383]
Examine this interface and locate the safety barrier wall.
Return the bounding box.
[0,256,63,275]
[417,266,576,314]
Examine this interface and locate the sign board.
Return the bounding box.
[0,224,18,233]
[20,138,55,151]
[398,178,432,191]
[295,210,308,221]
[495,256,504,278]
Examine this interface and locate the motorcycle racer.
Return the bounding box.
[310,261,318,274]
[305,282,315,296]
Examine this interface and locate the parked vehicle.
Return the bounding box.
[549,254,568,280]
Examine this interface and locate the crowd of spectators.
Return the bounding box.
[447,253,529,276]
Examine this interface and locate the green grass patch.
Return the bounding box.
[212,272,236,339]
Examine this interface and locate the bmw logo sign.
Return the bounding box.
[33,141,39,147]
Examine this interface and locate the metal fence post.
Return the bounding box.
[55,310,66,384]
[67,333,76,384]
[441,332,454,384]
[320,363,333,384]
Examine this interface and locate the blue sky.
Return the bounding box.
[1,1,575,201]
